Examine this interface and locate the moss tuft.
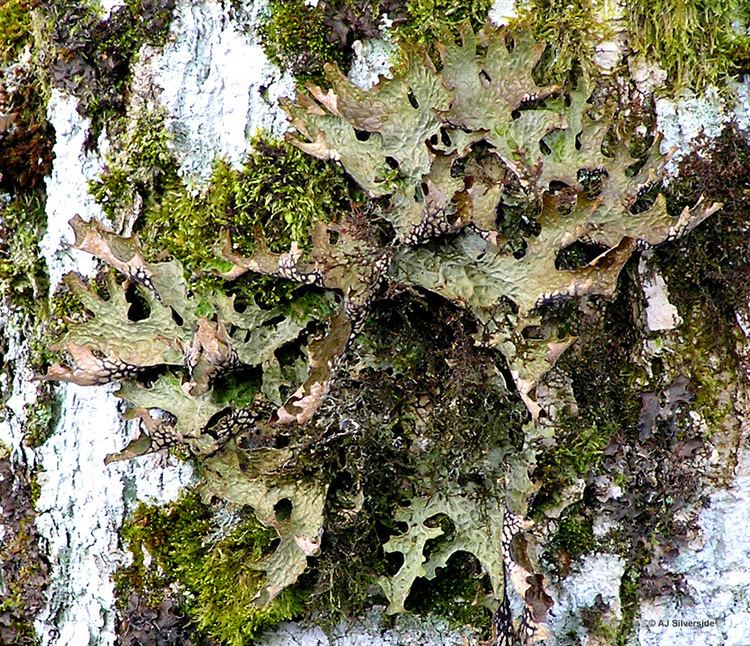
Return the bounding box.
[395,0,492,44]
[0,458,50,645]
[615,563,642,645]
[260,0,345,83]
[522,0,605,85]
[0,194,48,310]
[0,0,35,64]
[90,112,360,306]
[625,0,750,90]
[554,503,596,560]
[117,491,307,645]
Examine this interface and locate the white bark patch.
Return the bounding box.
[0,313,39,467]
[33,385,193,646]
[656,89,728,173]
[40,90,109,293]
[636,448,750,646]
[33,88,194,646]
[348,39,397,90]
[489,0,517,27]
[132,0,296,186]
[97,0,125,18]
[734,77,750,132]
[639,254,682,332]
[547,554,626,645]
[259,606,479,645]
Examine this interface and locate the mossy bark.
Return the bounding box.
[2,1,750,646]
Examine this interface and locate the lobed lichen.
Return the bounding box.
[41,13,750,646]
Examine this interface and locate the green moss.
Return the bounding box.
[395,0,492,43]
[625,0,750,90]
[117,491,307,645]
[615,563,642,646]
[89,110,178,220]
[0,194,48,311]
[535,416,619,495]
[522,0,605,85]
[22,396,55,448]
[260,0,345,83]
[91,111,359,306]
[554,503,596,559]
[0,0,34,64]
[0,459,49,646]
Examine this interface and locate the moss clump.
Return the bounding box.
[0,458,50,645]
[553,503,596,560]
[89,111,359,306]
[141,136,356,261]
[117,491,307,645]
[0,194,48,310]
[615,563,642,646]
[261,0,346,83]
[393,0,491,44]
[0,0,35,64]
[534,415,620,497]
[523,0,605,84]
[22,396,55,448]
[88,109,178,222]
[625,0,750,90]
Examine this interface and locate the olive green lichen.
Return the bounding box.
[46,18,735,645]
[280,21,715,423]
[117,491,306,645]
[43,216,333,460]
[202,443,328,606]
[379,489,505,614]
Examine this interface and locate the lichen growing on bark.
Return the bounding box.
[39,14,744,646]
